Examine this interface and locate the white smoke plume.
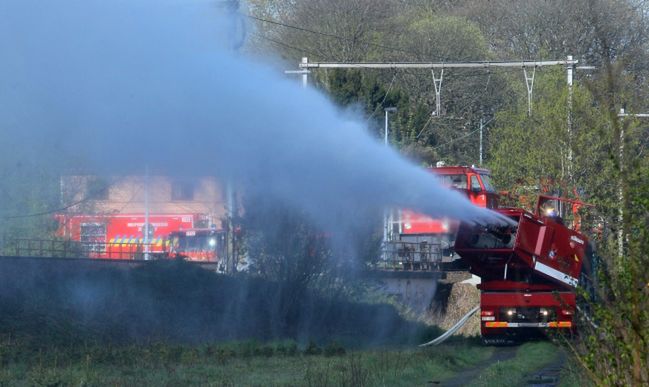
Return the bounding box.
[0,0,502,233]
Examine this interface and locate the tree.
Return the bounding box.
[248,2,514,165]
[246,2,649,381]
[487,22,649,387]
[382,11,513,164]
[248,0,397,61]
[0,134,63,250]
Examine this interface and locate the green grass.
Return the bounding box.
[558,356,595,387]
[0,339,494,386]
[0,261,586,385]
[467,341,561,386]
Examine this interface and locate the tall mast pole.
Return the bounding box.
[144,165,150,260]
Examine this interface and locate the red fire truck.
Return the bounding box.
[388,165,499,265]
[167,228,226,263]
[454,195,591,343]
[55,213,206,259]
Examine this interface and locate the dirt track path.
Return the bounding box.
[439,346,518,386]
[524,351,566,387]
[436,345,566,387]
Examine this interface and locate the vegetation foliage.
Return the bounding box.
[0,0,648,385]
[248,0,649,384]
[0,260,437,347]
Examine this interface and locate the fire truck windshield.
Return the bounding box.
[438,174,468,189]
[175,234,218,252]
[479,174,496,193]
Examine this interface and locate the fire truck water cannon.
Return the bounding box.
[454,195,593,343]
[383,165,500,271]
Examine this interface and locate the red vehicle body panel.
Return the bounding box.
[480,291,575,311]
[57,214,197,240]
[454,208,586,289]
[399,210,455,235]
[400,166,498,236]
[55,213,200,259]
[479,291,575,336]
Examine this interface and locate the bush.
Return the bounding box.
[304,340,321,355]
[0,259,431,349]
[258,345,275,357]
[323,341,346,357]
[274,341,298,356]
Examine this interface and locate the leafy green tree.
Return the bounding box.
[0,146,62,250]
[488,70,614,211]
[250,3,514,165]
[489,66,648,387]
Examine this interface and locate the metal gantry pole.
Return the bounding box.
[383,107,397,252]
[384,109,389,145]
[226,181,235,273]
[617,109,627,261]
[432,69,444,116]
[301,57,308,88]
[477,116,494,166]
[285,57,310,88]
[566,55,574,183]
[479,118,484,165]
[144,165,150,260]
[523,66,536,116]
[382,111,389,259]
[299,58,580,117]
[299,60,579,69]
[616,109,649,260]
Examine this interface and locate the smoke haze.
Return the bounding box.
[0,0,500,233]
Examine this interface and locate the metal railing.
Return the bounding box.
[3,239,166,260]
[376,241,443,271]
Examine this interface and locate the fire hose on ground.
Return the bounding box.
[419,305,480,347]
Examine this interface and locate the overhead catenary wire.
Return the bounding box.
[264,35,402,127]
[387,70,473,142]
[376,65,496,147]
[254,16,576,155]
[2,175,126,220]
[2,198,91,220]
[415,115,434,140]
[2,175,135,220]
[299,58,582,127]
[252,31,320,58]
[255,24,515,128]
[365,70,399,124]
[431,125,485,151]
[244,13,425,57]
[265,19,582,147]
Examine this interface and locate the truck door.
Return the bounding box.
[80,223,106,256]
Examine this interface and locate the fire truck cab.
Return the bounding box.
[395,165,499,260]
[436,165,499,208]
[167,228,225,263]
